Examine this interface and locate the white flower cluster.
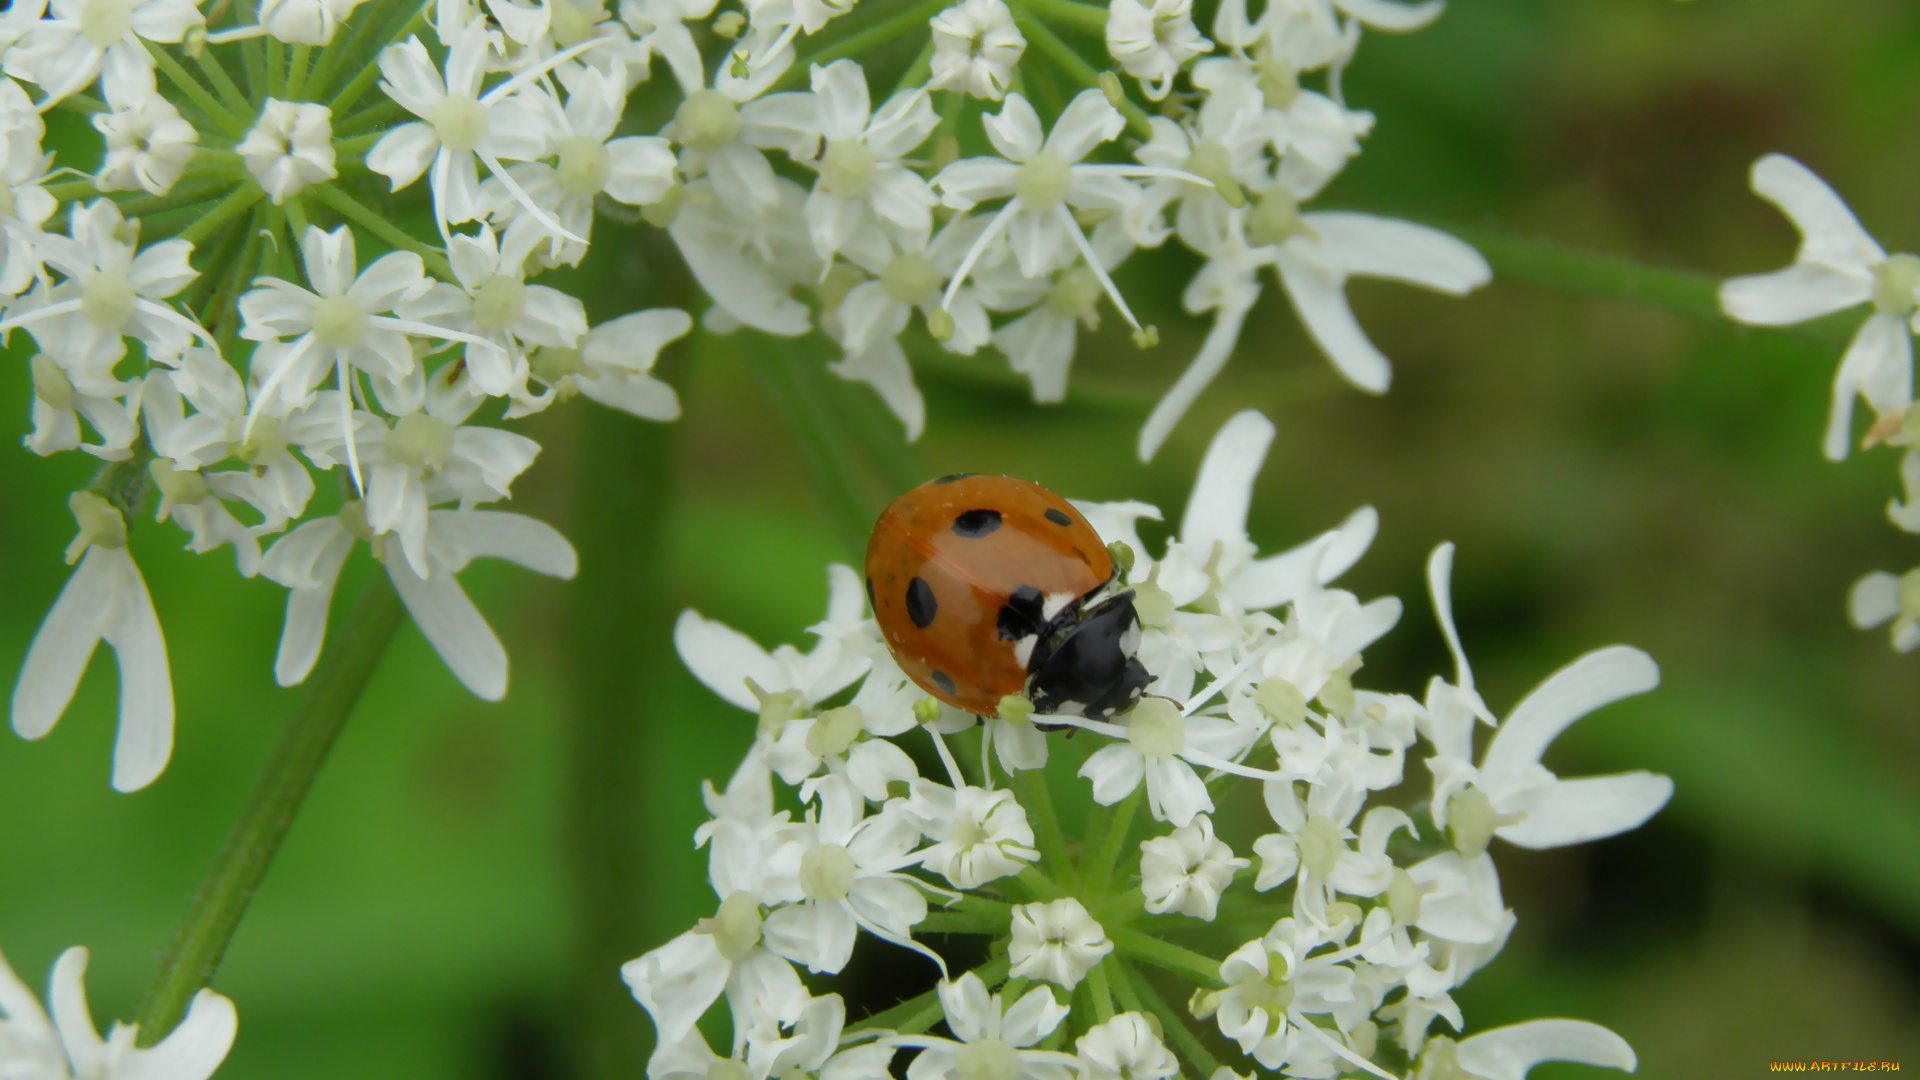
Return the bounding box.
[635,410,1670,1080]
[1,1,694,793]
[1719,154,1920,653]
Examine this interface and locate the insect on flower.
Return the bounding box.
[866,474,1151,721]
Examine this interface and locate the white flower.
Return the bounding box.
[1847,568,1920,653]
[142,346,320,535]
[366,22,571,237]
[929,0,1025,101]
[1140,813,1248,920]
[3,0,203,103]
[1213,917,1385,1076]
[1078,698,1256,826]
[1008,898,1112,989]
[1415,1020,1637,1080]
[23,349,142,460]
[0,945,236,1078]
[260,505,577,698]
[676,563,873,726]
[648,993,883,1080]
[1107,0,1212,101]
[1719,153,1917,460]
[665,176,818,336]
[484,59,678,268]
[6,199,205,368]
[986,219,1136,404]
[237,225,495,487]
[802,60,938,264]
[1253,791,1410,921]
[1140,194,1491,459]
[903,780,1039,888]
[92,56,197,196]
[11,493,172,792]
[900,973,1076,1080]
[398,224,588,399]
[1076,1015,1177,1080]
[527,307,689,419]
[1423,550,1671,853]
[935,91,1154,327]
[1126,74,1280,248]
[237,99,338,203]
[623,891,809,1047]
[0,79,56,296]
[759,780,933,975]
[359,375,542,578]
[735,0,857,74]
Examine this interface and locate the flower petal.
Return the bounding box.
[1847,571,1902,629]
[1481,646,1659,780]
[1275,253,1391,393]
[1719,263,1870,326]
[1178,409,1273,554]
[100,548,173,792]
[1300,212,1491,294]
[1495,772,1673,849]
[983,94,1043,162]
[11,550,112,741]
[387,556,508,701]
[1750,153,1885,272]
[1454,1019,1637,1080]
[674,609,784,711]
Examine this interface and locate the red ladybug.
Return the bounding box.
[866,474,1150,721]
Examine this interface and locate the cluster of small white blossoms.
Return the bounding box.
[631,410,1671,1080]
[1,0,696,795]
[1718,155,1920,653]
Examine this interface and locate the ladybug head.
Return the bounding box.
[1027,590,1151,722]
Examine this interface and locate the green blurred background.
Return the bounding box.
[3,0,1918,1076]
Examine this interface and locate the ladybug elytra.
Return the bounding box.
[865,474,1151,722]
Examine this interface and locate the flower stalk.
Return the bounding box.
[132,574,404,1045]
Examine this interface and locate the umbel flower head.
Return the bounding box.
[637,410,1667,1080]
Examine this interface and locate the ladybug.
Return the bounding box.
[866,474,1151,721]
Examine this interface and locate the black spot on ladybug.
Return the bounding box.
[906,577,938,628]
[930,670,956,694]
[865,575,875,611]
[1044,508,1073,527]
[997,584,1046,641]
[952,509,1002,538]
[933,473,975,485]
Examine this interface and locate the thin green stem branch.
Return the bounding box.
[285,43,312,100]
[133,574,404,1044]
[52,93,108,116]
[329,2,427,115]
[306,182,453,278]
[1082,786,1139,900]
[148,43,249,138]
[1015,13,1152,139]
[1013,0,1107,34]
[192,47,255,123]
[1117,960,1219,1076]
[1109,926,1222,988]
[304,0,402,100]
[1016,864,1067,901]
[1087,958,1116,1022]
[1020,767,1074,886]
[337,98,408,135]
[774,0,952,92]
[175,183,264,248]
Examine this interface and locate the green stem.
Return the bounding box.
[1015,13,1152,139]
[743,343,881,556]
[1117,960,1219,1076]
[892,37,936,96]
[285,43,312,100]
[303,0,404,100]
[1420,219,1859,348]
[241,37,268,101]
[329,2,427,115]
[1082,786,1140,900]
[208,206,271,349]
[175,183,264,248]
[306,182,454,279]
[1019,767,1074,885]
[192,47,255,124]
[283,191,311,238]
[774,0,952,92]
[1016,864,1067,901]
[1013,0,1107,34]
[920,894,1017,934]
[112,179,240,219]
[179,210,249,315]
[332,131,383,156]
[1087,957,1116,1022]
[266,37,286,98]
[133,574,405,1044]
[148,43,249,138]
[52,93,108,116]
[338,98,408,135]
[1109,926,1222,987]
